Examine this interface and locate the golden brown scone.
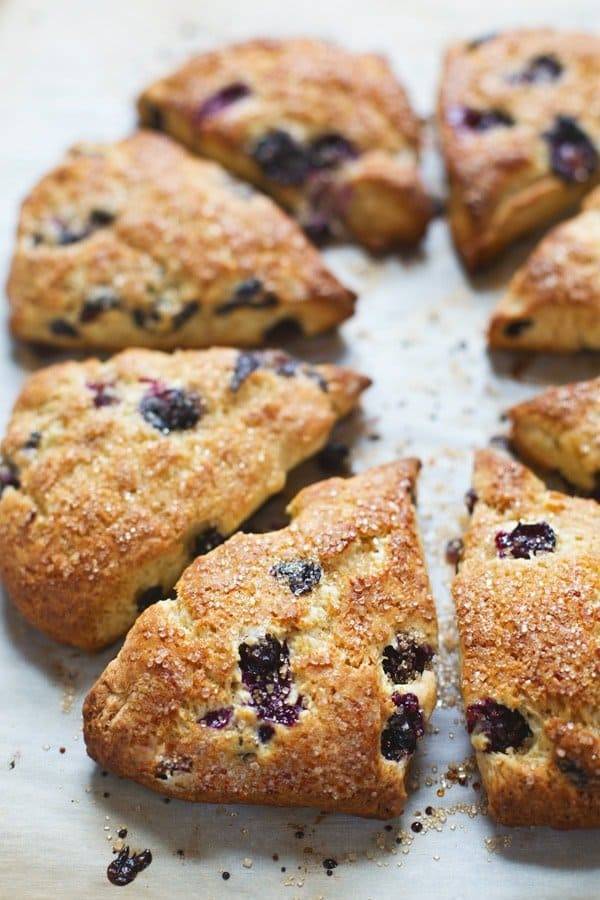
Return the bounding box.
[439,29,600,270]
[453,449,600,828]
[83,461,437,818]
[507,377,600,492]
[0,348,369,650]
[488,187,600,351]
[7,131,355,350]
[138,38,433,251]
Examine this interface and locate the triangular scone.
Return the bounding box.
[138,39,433,251]
[507,377,600,492]
[439,29,600,270]
[0,348,369,650]
[7,131,355,350]
[453,450,600,828]
[488,188,600,351]
[83,462,437,818]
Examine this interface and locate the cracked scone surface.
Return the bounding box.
[454,450,600,828]
[7,131,355,350]
[488,188,600,351]
[439,29,600,269]
[0,347,368,650]
[83,461,437,818]
[138,38,432,251]
[508,377,600,492]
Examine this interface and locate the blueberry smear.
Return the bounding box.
[252,130,310,186]
[230,351,262,392]
[87,381,119,408]
[450,106,514,132]
[270,559,322,596]
[382,635,434,684]
[238,634,303,725]
[381,693,424,761]
[495,521,556,559]
[544,116,598,183]
[466,699,531,753]
[197,82,251,120]
[510,54,563,85]
[139,384,202,433]
[107,847,152,886]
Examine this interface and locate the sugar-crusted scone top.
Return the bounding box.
[488,188,600,351]
[7,131,354,349]
[439,29,600,268]
[0,348,368,650]
[508,377,600,491]
[454,450,600,826]
[83,462,438,819]
[138,38,432,249]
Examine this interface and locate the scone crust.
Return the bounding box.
[138,38,432,250]
[83,461,438,818]
[439,29,600,269]
[454,450,600,827]
[0,348,368,650]
[488,188,600,351]
[7,131,355,349]
[508,377,600,491]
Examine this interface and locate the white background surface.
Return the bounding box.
[0,1,599,897]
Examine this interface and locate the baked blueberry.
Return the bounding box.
[49,318,78,338]
[193,528,225,557]
[495,521,556,559]
[107,847,152,886]
[308,133,357,170]
[239,634,303,725]
[0,462,20,496]
[270,559,322,595]
[199,708,232,729]
[544,116,598,183]
[80,289,120,323]
[449,106,514,132]
[382,634,434,684]
[217,278,278,315]
[139,384,202,433]
[252,130,310,185]
[466,699,532,753]
[381,693,424,761]
[510,54,563,84]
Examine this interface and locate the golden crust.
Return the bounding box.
[7,131,355,350]
[488,188,600,350]
[508,377,600,491]
[439,29,600,269]
[138,38,432,251]
[83,461,437,818]
[453,450,600,828]
[0,347,369,650]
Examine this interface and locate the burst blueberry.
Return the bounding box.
[197,82,251,120]
[252,130,310,185]
[381,693,424,761]
[466,699,531,753]
[238,634,303,726]
[495,521,556,559]
[544,116,598,183]
[139,384,202,433]
[382,635,434,684]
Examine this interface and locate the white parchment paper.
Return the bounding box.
[0,1,599,897]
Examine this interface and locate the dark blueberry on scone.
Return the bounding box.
[453,449,600,827]
[270,559,322,595]
[439,29,600,269]
[7,132,356,350]
[138,38,433,251]
[83,461,438,817]
[382,634,434,684]
[488,186,600,351]
[0,347,369,650]
[466,699,532,753]
[507,377,600,492]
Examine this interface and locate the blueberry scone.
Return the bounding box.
[488,188,600,351]
[508,377,600,493]
[138,39,433,251]
[453,450,600,828]
[83,461,437,818]
[439,29,600,270]
[7,131,355,350]
[0,348,369,650]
